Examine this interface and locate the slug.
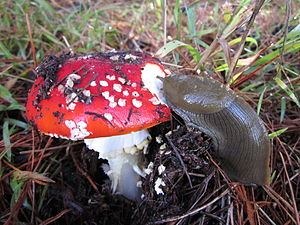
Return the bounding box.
[162,74,270,185]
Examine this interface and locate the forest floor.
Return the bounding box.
[0,0,299,224]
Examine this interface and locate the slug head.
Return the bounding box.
[163,74,236,114]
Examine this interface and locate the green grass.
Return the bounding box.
[0,0,299,224]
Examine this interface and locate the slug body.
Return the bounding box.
[163,74,270,185]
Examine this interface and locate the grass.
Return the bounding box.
[0,0,299,224]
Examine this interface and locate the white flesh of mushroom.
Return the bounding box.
[84,63,168,201]
[141,63,168,105]
[84,130,150,200]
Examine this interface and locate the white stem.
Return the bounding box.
[84,130,151,200]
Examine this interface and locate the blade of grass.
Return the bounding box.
[35,0,56,14]
[4,118,30,130]
[0,84,26,111]
[280,97,286,123]
[274,77,300,108]
[257,86,267,115]
[173,0,181,40]
[0,41,15,58]
[2,120,12,161]
[156,40,200,63]
[276,23,300,45]
[268,128,288,138]
[241,81,263,92]
[10,176,26,211]
[186,3,196,36]
[228,37,258,47]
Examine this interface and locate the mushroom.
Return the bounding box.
[26,52,170,200]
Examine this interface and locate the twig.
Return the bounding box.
[227,0,265,83]
[39,209,72,225]
[161,62,184,68]
[279,151,300,225]
[0,153,54,182]
[280,0,291,64]
[232,53,280,88]
[19,142,81,154]
[3,181,31,225]
[151,188,230,224]
[193,37,219,71]
[165,135,193,188]
[257,205,277,225]
[70,150,99,192]
[67,72,98,106]
[62,35,74,55]
[163,0,167,46]
[50,65,86,90]
[33,137,53,172]
[235,185,256,225]
[263,186,297,224]
[226,201,234,225]
[188,171,215,210]
[25,14,37,68]
[31,181,35,224]
[175,48,193,66]
[30,129,35,171]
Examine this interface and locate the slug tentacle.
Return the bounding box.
[163,74,270,185]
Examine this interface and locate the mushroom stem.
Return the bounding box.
[84,130,151,200]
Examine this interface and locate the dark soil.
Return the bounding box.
[0,118,222,224]
[135,123,216,224]
[35,147,135,225]
[21,119,228,225]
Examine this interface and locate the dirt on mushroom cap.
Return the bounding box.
[26,52,170,140]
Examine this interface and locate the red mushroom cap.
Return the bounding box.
[26,52,170,140]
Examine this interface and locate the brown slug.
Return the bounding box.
[162,74,270,185]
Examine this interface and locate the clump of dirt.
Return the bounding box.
[133,124,218,224]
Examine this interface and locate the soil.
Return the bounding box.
[41,119,230,224]
[35,146,134,225]
[25,119,227,225]
[135,123,216,224]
